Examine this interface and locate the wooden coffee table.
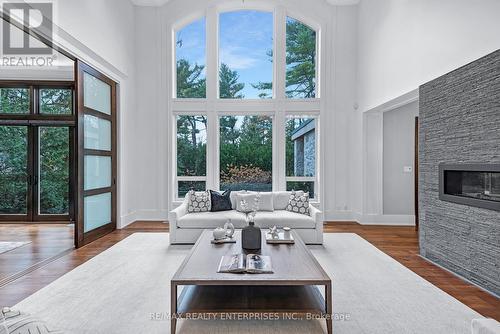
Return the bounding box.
[171,230,332,333]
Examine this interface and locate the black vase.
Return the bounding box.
[242,221,261,251]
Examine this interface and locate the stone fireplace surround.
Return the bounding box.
[419,49,500,296]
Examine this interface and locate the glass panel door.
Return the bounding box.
[36,126,70,217]
[0,126,29,218]
[76,60,116,247]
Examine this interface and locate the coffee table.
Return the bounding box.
[171,230,332,333]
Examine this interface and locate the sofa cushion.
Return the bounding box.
[229,190,247,210]
[236,192,274,212]
[178,210,248,229]
[253,210,315,229]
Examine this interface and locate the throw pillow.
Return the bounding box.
[0,307,63,334]
[210,190,232,212]
[286,191,310,215]
[236,192,274,212]
[187,190,211,213]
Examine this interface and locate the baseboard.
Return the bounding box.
[351,212,415,225]
[360,214,416,226]
[120,210,168,229]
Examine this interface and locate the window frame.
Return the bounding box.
[169,4,323,205]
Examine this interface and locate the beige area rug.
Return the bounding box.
[14,233,482,333]
[0,241,30,254]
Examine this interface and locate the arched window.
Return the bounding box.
[172,8,320,202]
[286,17,317,99]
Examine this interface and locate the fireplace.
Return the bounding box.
[439,164,500,211]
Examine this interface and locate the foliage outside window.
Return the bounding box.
[0,88,30,114]
[176,115,207,197]
[286,17,316,98]
[286,117,316,198]
[176,18,206,98]
[39,127,70,214]
[220,115,272,191]
[0,126,28,214]
[219,10,273,99]
[40,89,72,114]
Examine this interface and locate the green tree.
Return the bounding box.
[176,115,207,176]
[254,19,316,98]
[286,19,316,98]
[0,88,29,114]
[0,89,71,215]
[176,59,206,98]
[219,63,245,99]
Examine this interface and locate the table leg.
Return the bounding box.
[171,283,177,334]
[325,283,332,334]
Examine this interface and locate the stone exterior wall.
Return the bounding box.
[419,49,500,296]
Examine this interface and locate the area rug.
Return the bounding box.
[0,241,30,254]
[13,233,482,333]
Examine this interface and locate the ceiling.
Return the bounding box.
[130,0,360,7]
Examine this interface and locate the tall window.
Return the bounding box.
[176,18,206,98]
[219,11,273,99]
[286,117,317,198]
[176,115,207,197]
[171,9,321,202]
[286,17,317,98]
[219,116,273,191]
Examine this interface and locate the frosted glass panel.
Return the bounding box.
[84,115,111,150]
[84,192,111,232]
[83,72,111,114]
[84,155,111,190]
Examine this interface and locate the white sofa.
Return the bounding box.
[168,191,323,244]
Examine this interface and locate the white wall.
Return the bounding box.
[129,0,359,224]
[49,0,138,227]
[357,0,500,112]
[383,101,418,215]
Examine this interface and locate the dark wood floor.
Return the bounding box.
[0,221,498,321]
[0,223,74,282]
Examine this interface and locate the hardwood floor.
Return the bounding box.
[0,223,74,283]
[325,222,500,321]
[0,221,498,322]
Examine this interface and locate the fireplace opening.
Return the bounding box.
[439,164,500,211]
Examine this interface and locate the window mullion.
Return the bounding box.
[206,7,218,101]
[274,6,286,101]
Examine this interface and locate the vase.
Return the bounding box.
[242,219,261,251]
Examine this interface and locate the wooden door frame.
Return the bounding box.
[75,60,117,248]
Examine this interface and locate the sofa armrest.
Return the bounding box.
[472,319,500,334]
[168,201,188,228]
[309,204,323,224]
